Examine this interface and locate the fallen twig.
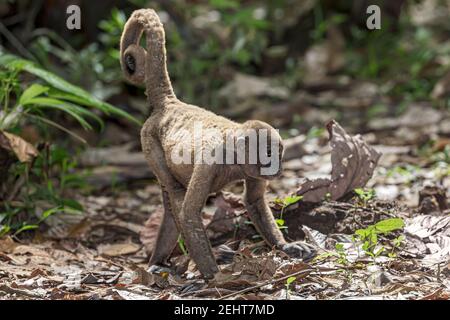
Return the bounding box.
[216,267,314,300]
[0,284,45,299]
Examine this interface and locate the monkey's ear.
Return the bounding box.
[121,44,147,85]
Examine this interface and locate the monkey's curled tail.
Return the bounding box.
[120,9,175,101]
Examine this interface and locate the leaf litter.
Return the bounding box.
[1,114,449,300]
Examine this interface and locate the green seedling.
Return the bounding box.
[354,188,375,206]
[285,276,296,299]
[274,195,303,230]
[353,218,404,260]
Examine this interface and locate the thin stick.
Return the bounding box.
[0,284,45,299]
[217,267,314,300]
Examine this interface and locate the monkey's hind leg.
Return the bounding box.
[149,188,183,268]
[142,134,188,272]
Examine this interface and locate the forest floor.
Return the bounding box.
[1,75,450,300]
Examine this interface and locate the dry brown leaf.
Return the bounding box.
[139,207,163,255]
[431,70,450,99]
[231,252,278,281]
[275,261,310,277]
[97,242,141,257]
[207,192,245,238]
[0,130,38,163]
[296,120,381,202]
[0,236,18,253]
[405,215,450,266]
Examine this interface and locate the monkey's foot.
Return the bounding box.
[147,264,174,276]
[280,242,317,261]
[178,279,207,295]
[215,244,235,265]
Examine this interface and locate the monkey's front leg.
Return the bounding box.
[179,165,219,279]
[244,178,316,261]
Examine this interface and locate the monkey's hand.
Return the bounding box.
[279,242,317,261]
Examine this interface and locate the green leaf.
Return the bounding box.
[14,224,39,235]
[25,114,88,143]
[276,219,285,226]
[354,188,375,202]
[40,207,61,221]
[282,195,303,207]
[24,97,100,130]
[61,199,84,211]
[1,54,140,125]
[0,225,11,237]
[355,228,370,239]
[362,241,370,251]
[393,235,405,247]
[374,246,385,256]
[286,276,296,285]
[19,84,49,105]
[374,218,404,234]
[370,232,377,245]
[388,252,397,258]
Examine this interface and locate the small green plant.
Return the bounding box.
[274,195,303,230]
[0,53,139,236]
[353,218,405,260]
[354,188,375,206]
[285,276,296,299]
[334,243,350,266]
[0,53,140,132]
[388,235,405,258]
[386,164,418,182]
[177,234,188,256]
[314,243,350,268]
[306,126,325,140]
[0,145,87,236]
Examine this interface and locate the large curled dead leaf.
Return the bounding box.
[296,120,381,202]
[0,130,38,162]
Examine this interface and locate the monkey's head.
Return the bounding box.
[236,120,284,180]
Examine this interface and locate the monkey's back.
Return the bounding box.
[141,100,241,188]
